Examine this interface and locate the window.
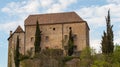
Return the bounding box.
[74,45,77,51]
[19,39,21,43]
[19,47,21,50]
[50,27,52,29]
[55,46,58,49]
[73,34,77,40]
[69,27,72,30]
[31,37,33,41]
[45,36,49,41]
[64,46,68,50]
[64,35,68,40]
[53,28,55,30]
[30,47,34,52]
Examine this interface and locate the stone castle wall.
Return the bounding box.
[8,32,25,67]
[8,12,90,67]
[25,22,89,54]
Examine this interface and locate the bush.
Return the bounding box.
[63,56,74,62]
[19,54,29,61]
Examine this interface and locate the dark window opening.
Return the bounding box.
[64,46,68,50]
[30,47,34,51]
[73,34,77,40]
[64,35,68,39]
[31,37,33,41]
[53,28,55,30]
[45,36,49,41]
[69,27,72,30]
[74,45,77,51]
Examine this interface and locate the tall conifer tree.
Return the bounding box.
[34,20,41,54]
[101,10,114,54]
[68,28,74,56]
[14,36,20,67]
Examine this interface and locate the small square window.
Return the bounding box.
[30,47,34,51]
[74,45,77,50]
[64,35,68,39]
[45,36,49,41]
[53,28,55,30]
[64,46,68,50]
[19,47,21,49]
[31,37,33,41]
[73,34,77,40]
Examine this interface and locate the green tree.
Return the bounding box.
[101,31,108,54]
[34,20,41,55]
[80,47,91,67]
[14,36,20,67]
[68,28,74,56]
[101,10,114,54]
[112,45,120,63]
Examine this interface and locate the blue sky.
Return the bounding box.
[0,0,120,67]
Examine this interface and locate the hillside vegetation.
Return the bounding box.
[19,45,120,67]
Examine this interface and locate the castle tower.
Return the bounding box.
[8,12,90,67]
[24,12,90,55]
[8,26,25,67]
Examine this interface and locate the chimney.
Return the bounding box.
[10,31,12,36]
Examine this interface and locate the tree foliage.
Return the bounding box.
[79,45,120,67]
[101,10,114,54]
[14,36,20,67]
[34,20,41,55]
[68,28,74,56]
[80,47,92,67]
[91,45,120,67]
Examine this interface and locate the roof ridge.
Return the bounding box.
[29,11,75,16]
[14,25,24,33]
[25,12,84,25]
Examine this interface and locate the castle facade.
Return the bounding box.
[8,12,89,67]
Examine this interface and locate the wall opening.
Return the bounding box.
[53,28,55,31]
[45,36,49,42]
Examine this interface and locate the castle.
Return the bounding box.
[8,12,89,67]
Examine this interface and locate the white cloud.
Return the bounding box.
[0,20,24,33]
[77,4,120,27]
[1,0,120,53]
[46,0,77,13]
[76,3,120,52]
[1,0,77,33]
[90,39,101,53]
[107,0,120,4]
[40,0,54,7]
[114,30,120,44]
[1,0,40,16]
[1,0,77,15]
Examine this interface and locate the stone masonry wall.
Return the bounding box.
[25,22,89,54]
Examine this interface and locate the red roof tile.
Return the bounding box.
[14,26,24,33]
[25,12,84,25]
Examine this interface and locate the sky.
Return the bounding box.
[0,0,120,67]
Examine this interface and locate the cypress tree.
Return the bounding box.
[14,36,20,67]
[34,20,41,55]
[101,10,114,54]
[68,28,74,56]
[101,31,108,53]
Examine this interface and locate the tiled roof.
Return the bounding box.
[8,26,24,40]
[14,26,24,33]
[25,12,84,25]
